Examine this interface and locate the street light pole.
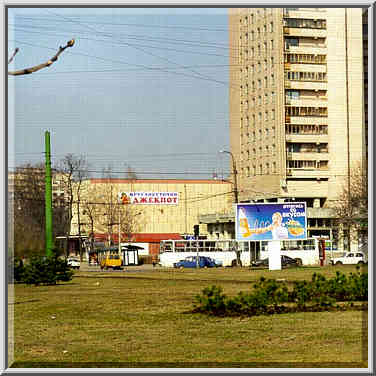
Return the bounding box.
[118,203,121,256]
[220,150,239,203]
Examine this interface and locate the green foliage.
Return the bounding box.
[194,270,367,317]
[21,251,74,286]
[194,286,227,315]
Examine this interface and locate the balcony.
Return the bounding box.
[288,116,328,124]
[284,80,327,91]
[285,46,327,55]
[285,134,328,143]
[285,98,327,107]
[286,152,329,161]
[283,8,327,20]
[284,28,326,38]
[286,169,330,179]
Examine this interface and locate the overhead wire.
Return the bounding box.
[42,9,236,89]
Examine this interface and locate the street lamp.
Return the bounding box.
[220,150,239,203]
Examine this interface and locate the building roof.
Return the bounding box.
[89,178,230,185]
[93,233,183,243]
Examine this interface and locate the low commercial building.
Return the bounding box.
[69,178,233,255]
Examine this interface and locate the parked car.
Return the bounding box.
[207,257,223,267]
[251,255,299,268]
[67,257,80,270]
[100,254,122,270]
[173,256,217,269]
[330,252,367,265]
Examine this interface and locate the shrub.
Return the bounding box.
[194,285,227,315]
[21,251,73,286]
[194,271,367,317]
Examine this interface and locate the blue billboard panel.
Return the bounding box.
[235,202,307,241]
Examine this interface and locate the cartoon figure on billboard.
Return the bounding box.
[253,211,288,240]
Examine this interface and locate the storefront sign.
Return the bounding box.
[236,202,307,241]
[118,192,179,205]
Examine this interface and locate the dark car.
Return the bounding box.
[173,256,216,269]
[251,255,299,268]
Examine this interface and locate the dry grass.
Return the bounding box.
[9,265,368,368]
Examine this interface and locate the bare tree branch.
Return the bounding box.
[8,48,19,64]
[8,39,75,76]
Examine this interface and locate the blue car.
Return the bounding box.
[173,256,216,269]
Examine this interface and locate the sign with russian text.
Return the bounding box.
[236,202,307,241]
[118,192,179,205]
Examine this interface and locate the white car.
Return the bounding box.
[67,257,80,269]
[330,252,367,265]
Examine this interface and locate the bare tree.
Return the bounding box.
[59,154,89,258]
[8,39,75,76]
[93,166,141,246]
[332,161,368,248]
[10,163,69,257]
[81,183,102,251]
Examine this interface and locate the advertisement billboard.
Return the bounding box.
[236,202,307,241]
[118,192,179,205]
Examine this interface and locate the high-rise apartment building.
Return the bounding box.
[228,7,367,244]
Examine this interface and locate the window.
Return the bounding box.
[271,109,275,120]
[286,90,300,100]
[285,38,299,48]
[265,94,268,104]
[271,92,276,103]
[270,22,274,33]
[271,57,274,67]
[258,79,261,89]
[258,96,262,105]
[271,40,274,50]
[264,77,268,88]
[273,162,276,173]
[265,111,268,121]
[271,74,275,86]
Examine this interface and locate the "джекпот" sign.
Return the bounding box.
[118,192,179,205]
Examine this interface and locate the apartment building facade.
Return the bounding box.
[228,7,368,250]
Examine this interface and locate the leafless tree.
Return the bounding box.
[10,163,69,257]
[94,166,141,246]
[8,39,75,76]
[59,154,89,258]
[332,161,368,247]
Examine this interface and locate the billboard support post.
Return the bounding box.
[268,240,282,270]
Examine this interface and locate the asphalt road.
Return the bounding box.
[78,263,162,272]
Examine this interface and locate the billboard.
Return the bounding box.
[236,202,307,241]
[118,192,179,205]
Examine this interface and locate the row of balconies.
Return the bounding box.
[283,27,326,38]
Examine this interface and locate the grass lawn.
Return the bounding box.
[9,265,368,368]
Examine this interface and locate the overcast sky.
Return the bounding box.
[8,7,233,179]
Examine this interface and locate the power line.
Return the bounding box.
[10,39,236,89]
[11,23,232,49]
[42,9,236,89]
[14,15,231,33]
